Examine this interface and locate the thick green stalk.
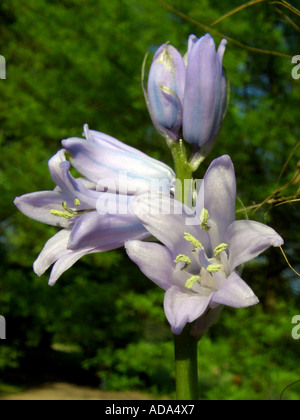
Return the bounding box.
[169,139,193,203]
[169,139,199,400]
[174,325,199,400]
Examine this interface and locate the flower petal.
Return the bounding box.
[14,191,75,228]
[33,229,116,286]
[125,240,174,291]
[33,229,71,276]
[147,43,186,141]
[48,149,68,187]
[62,161,100,208]
[69,210,149,250]
[226,219,284,271]
[210,271,259,308]
[130,192,210,258]
[192,305,224,338]
[164,286,211,335]
[33,227,111,285]
[197,154,236,247]
[48,150,100,207]
[183,34,223,146]
[86,126,175,184]
[48,247,97,286]
[208,65,228,145]
[84,125,147,158]
[61,137,175,194]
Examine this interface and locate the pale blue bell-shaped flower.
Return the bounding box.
[14,125,176,285]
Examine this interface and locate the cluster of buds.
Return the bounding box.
[145,34,228,154]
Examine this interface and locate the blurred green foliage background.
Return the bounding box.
[0,0,300,400]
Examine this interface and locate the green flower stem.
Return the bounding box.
[174,325,199,400]
[169,138,200,400]
[169,139,193,204]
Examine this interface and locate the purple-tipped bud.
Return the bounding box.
[146,43,186,142]
[182,34,228,148]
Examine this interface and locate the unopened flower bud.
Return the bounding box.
[146,43,186,142]
[182,34,228,149]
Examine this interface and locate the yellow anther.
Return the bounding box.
[206,264,222,273]
[74,198,81,206]
[200,208,211,232]
[214,243,228,259]
[174,254,191,270]
[185,275,201,289]
[184,232,202,251]
[50,209,74,219]
[50,200,93,220]
[62,201,71,212]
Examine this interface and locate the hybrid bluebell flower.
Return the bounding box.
[182,34,228,149]
[145,43,186,142]
[126,155,283,337]
[14,126,176,285]
[62,125,175,195]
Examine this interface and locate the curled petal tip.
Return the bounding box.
[83,123,90,139]
[217,39,227,62]
[272,235,284,247]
